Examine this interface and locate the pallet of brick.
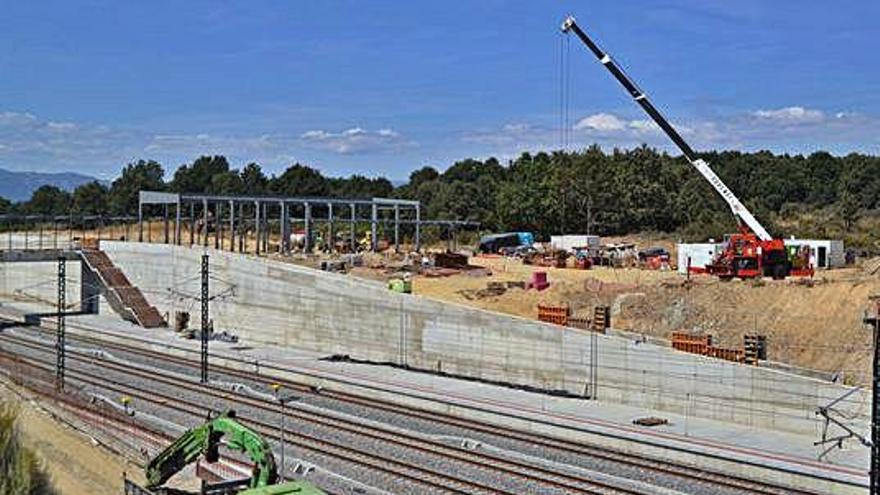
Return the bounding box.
[538,304,570,326]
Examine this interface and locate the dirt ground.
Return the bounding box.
[0,381,144,495]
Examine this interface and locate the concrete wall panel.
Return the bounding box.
[95,241,868,435]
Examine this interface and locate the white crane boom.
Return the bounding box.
[561,16,772,241]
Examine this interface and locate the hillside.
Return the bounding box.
[0,168,98,201]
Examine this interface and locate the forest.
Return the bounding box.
[5,146,880,249]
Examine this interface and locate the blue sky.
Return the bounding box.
[1,1,878,181]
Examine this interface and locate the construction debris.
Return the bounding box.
[526,271,550,291]
[632,417,669,427]
[435,252,469,269]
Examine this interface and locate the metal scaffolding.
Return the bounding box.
[138,191,478,254]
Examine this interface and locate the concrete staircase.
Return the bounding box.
[80,249,166,328]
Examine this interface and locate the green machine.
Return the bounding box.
[138,410,324,495]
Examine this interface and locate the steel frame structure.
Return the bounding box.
[138,191,479,254]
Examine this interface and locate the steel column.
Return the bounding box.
[254,201,260,255]
[228,200,235,252]
[215,202,221,250]
[163,204,169,243]
[304,203,311,253]
[371,203,378,252]
[262,203,269,252]
[189,202,195,245]
[175,201,181,245]
[280,202,289,254]
[415,205,421,252]
[328,203,334,253]
[238,203,245,252]
[138,202,143,242]
[202,199,209,247]
[394,204,400,253]
[349,203,356,253]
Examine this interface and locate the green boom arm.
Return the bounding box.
[145,411,278,489]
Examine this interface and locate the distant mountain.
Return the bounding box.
[0,168,100,202]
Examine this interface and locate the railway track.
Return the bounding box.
[1,320,828,495]
[0,333,650,495]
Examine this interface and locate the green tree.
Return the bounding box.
[208,171,244,195]
[240,163,268,195]
[270,164,329,196]
[71,181,109,215]
[108,160,165,215]
[23,186,71,215]
[170,155,230,193]
[328,175,394,199]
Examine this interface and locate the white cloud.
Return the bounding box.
[377,128,399,137]
[0,108,419,175]
[299,126,409,154]
[627,119,660,134]
[573,113,626,132]
[752,106,825,124]
[47,121,77,132]
[502,123,530,133]
[0,111,37,126]
[462,105,880,158]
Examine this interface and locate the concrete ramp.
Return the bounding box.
[80,249,166,328]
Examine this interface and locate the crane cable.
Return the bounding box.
[558,32,574,151]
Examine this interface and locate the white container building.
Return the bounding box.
[677,238,845,273]
[783,238,845,269]
[676,242,722,274]
[550,235,601,252]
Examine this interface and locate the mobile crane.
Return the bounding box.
[561,16,812,280]
[134,410,325,495]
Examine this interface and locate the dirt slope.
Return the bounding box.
[414,257,876,383]
[0,382,143,495]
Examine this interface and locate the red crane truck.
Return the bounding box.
[561,16,812,280]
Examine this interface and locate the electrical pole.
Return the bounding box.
[872,297,880,494]
[270,383,299,482]
[56,256,66,391]
[200,253,209,384]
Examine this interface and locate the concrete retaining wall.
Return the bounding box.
[57,242,872,434]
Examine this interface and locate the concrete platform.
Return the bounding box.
[0,303,869,494]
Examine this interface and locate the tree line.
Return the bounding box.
[4,146,880,248]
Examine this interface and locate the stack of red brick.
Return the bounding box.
[537,304,569,326]
[671,331,745,364]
